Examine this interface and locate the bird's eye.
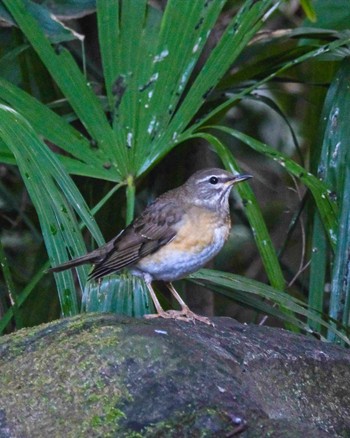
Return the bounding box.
[209,176,218,184]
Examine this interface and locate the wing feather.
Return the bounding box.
[89,197,184,280]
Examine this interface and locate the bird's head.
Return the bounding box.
[183,168,252,211]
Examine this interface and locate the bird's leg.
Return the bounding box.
[165,283,213,325]
[144,279,183,320]
[144,280,165,315]
[143,280,213,325]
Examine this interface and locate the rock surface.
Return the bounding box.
[0,314,349,437]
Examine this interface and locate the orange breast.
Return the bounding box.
[136,206,231,281]
[171,207,226,252]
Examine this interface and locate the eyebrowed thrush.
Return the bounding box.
[49,168,252,324]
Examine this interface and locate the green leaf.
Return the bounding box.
[0,139,15,165]
[41,0,96,19]
[167,0,276,138]
[244,93,303,164]
[300,0,317,23]
[83,273,155,317]
[189,269,350,346]
[139,0,277,174]
[0,0,85,42]
[0,76,114,174]
[183,37,350,138]
[189,132,285,292]
[308,212,327,332]
[110,0,149,170]
[135,0,226,170]
[211,126,339,250]
[0,104,103,315]
[3,0,127,177]
[95,0,278,176]
[304,0,350,30]
[315,59,350,341]
[96,0,119,108]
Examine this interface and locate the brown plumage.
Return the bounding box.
[49,168,252,324]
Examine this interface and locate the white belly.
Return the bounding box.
[133,222,229,281]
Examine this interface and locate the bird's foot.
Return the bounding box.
[144,308,214,326]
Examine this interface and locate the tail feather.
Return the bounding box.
[48,230,124,276]
[48,253,99,274]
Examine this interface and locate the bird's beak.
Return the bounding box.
[230,174,253,184]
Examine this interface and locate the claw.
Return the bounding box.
[144,280,214,325]
[144,308,214,326]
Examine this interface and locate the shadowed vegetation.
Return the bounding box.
[0,0,349,345]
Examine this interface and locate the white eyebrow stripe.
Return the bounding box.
[195,174,229,184]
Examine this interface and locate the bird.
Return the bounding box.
[49,168,252,325]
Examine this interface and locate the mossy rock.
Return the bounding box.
[0,315,349,437]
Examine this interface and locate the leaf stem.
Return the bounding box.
[126,175,135,225]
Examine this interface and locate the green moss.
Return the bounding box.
[1,314,349,437]
[82,403,126,435]
[0,315,130,436]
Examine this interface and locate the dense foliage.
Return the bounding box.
[0,0,350,345]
